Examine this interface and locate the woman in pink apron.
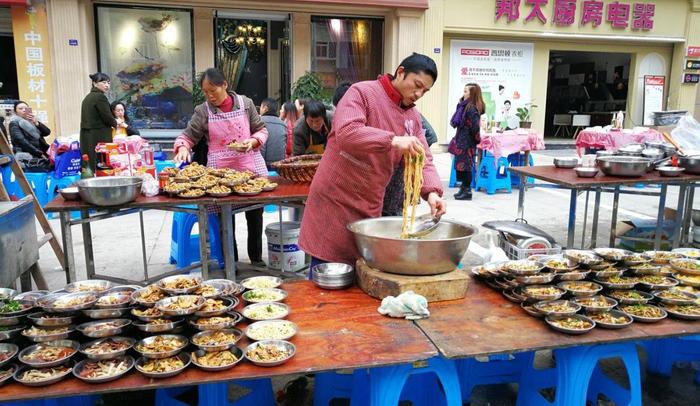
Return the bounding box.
[174,68,269,267]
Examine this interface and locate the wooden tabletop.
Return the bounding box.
[509,166,700,189]
[415,277,700,359]
[44,178,310,212]
[0,281,436,402]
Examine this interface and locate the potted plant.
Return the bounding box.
[291,71,324,101]
[516,103,538,129]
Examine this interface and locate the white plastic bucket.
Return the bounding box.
[265,221,307,272]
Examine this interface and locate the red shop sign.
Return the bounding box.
[688,46,700,58]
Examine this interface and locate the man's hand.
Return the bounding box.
[174,146,191,164]
[391,136,424,157]
[427,192,446,218]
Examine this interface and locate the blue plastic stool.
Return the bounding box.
[265,170,281,213]
[475,152,511,195]
[457,352,535,403]
[156,160,176,174]
[516,342,642,406]
[47,174,81,219]
[0,157,21,199]
[154,378,275,406]
[448,156,476,190]
[5,172,50,207]
[508,152,535,187]
[643,335,700,384]
[1,395,97,406]
[169,211,224,269]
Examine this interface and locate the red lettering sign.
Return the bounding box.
[461,48,490,56]
[688,47,700,58]
[645,76,664,86]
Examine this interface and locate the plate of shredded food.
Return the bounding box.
[131,307,165,322]
[134,335,188,359]
[244,340,296,367]
[652,289,697,305]
[195,298,236,317]
[661,303,700,320]
[672,272,700,287]
[157,276,202,295]
[619,304,667,322]
[240,276,283,290]
[593,248,632,262]
[557,281,603,297]
[573,295,617,313]
[191,348,243,371]
[0,364,16,386]
[156,295,205,316]
[0,344,18,368]
[73,355,133,383]
[94,292,132,309]
[242,288,288,303]
[40,292,98,312]
[242,303,290,321]
[133,318,184,334]
[64,280,112,294]
[19,340,78,367]
[131,285,168,307]
[22,325,74,343]
[521,285,565,302]
[644,251,684,264]
[672,248,700,259]
[190,313,242,331]
[80,337,135,360]
[28,313,75,327]
[636,275,678,290]
[191,328,243,352]
[14,364,72,386]
[607,290,653,304]
[76,319,131,338]
[136,354,190,378]
[669,258,700,275]
[0,299,34,317]
[246,320,299,341]
[233,183,262,196]
[545,314,596,335]
[532,300,580,317]
[586,310,633,329]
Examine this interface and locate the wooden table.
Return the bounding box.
[416,277,700,359]
[44,178,310,283]
[0,281,437,403]
[509,166,700,249]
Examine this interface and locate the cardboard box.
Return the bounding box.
[615,210,677,251]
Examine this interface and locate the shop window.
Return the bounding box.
[310,16,383,100]
[95,5,194,130]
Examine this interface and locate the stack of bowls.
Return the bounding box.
[311,263,355,290]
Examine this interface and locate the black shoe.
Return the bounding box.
[453,184,467,199]
[455,188,472,200]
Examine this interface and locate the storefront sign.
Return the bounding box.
[447,39,534,135]
[11,3,55,128]
[683,73,700,84]
[642,75,664,126]
[687,47,700,58]
[495,0,655,30]
[686,60,700,71]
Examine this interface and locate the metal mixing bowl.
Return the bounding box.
[347,217,477,275]
[75,176,143,207]
[596,156,651,177]
[677,155,700,174]
[553,157,579,169]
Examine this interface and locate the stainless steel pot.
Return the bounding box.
[596,156,651,177]
[677,155,700,174]
[641,148,665,161]
[553,157,579,169]
[75,176,143,206]
[347,217,477,276]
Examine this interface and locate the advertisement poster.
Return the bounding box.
[96,6,194,130]
[642,75,665,126]
[447,40,533,137]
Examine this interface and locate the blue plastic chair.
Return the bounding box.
[508,152,534,187]
[169,211,224,269]
[3,171,51,206]
[643,335,700,384]
[154,378,275,406]
[516,342,642,406]
[457,352,535,403]
[475,152,511,195]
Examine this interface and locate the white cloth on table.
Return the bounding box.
[378,291,430,320]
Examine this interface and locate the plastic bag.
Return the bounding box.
[49,136,81,178]
[671,114,700,153]
[138,173,159,197]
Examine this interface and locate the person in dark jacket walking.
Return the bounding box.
[80,72,118,170]
[259,97,287,169]
[449,82,484,200]
[9,100,51,159]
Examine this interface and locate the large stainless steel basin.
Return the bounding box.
[75,176,143,206]
[347,217,478,276]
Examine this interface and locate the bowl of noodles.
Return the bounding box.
[347,150,477,276]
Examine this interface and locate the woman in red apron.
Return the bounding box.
[174,68,269,266]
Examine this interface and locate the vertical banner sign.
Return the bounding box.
[11,3,55,129]
[447,40,534,138]
[642,75,665,126]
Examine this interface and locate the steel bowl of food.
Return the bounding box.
[73,355,134,383]
[657,166,685,177]
[58,187,81,201]
[545,314,595,335]
[553,157,579,169]
[347,217,477,276]
[586,310,633,329]
[135,353,190,379]
[18,340,79,368]
[190,347,243,372]
[596,156,651,177]
[79,337,135,360]
[191,328,244,352]
[75,176,143,207]
[134,335,188,359]
[244,340,296,367]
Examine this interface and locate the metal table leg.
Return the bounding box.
[81,209,95,279]
[517,174,526,220]
[566,189,578,248]
[197,205,209,280]
[653,184,668,251]
[221,204,236,281]
[671,185,687,249]
[581,190,590,249]
[139,210,149,281]
[609,186,620,247]
[59,211,76,283]
[681,184,695,245]
[590,188,602,248]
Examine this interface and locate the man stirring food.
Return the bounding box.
[299,53,446,268]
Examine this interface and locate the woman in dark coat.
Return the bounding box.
[9,100,51,159]
[80,72,118,170]
[449,83,484,201]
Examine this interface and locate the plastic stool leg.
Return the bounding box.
[449,156,457,188]
[314,371,356,406]
[154,387,191,406]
